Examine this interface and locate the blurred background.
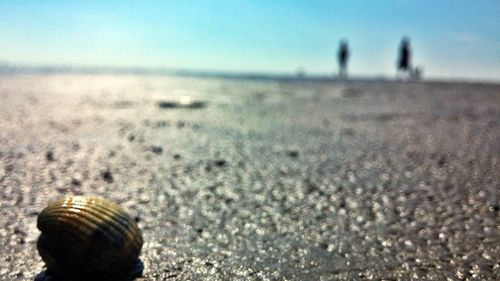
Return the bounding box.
[1,0,499,81]
[2,2,500,280]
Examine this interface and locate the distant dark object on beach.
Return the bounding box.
[46,150,55,162]
[396,36,424,81]
[296,67,306,78]
[410,66,423,81]
[398,37,411,73]
[287,150,299,158]
[151,146,163,154]
[338,40,350,79]
[214,159,227,167]
[205,159,228,172]
[158,96,207,109]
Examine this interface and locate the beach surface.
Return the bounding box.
[1,74,499,280]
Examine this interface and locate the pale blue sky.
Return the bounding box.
[1,1,499,80]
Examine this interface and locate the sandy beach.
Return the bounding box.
[1,73,499,280]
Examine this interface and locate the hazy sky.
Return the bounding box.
[1,1,499,80]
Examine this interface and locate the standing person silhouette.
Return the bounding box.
[397,37,411,79]
[338,40,349,79]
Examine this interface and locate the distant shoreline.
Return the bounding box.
[1,64,499,85]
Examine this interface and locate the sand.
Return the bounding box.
[0,73,499,280]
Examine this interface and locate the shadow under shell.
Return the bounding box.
[34,259,144,281]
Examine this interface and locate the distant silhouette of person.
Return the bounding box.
[411,66,423,81]
[397,37,411,79]
[338,40,349,78]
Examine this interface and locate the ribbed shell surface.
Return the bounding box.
[37,196,143,280]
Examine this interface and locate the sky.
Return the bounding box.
[1,0,499,81]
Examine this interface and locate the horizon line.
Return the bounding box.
[1,62,499,84]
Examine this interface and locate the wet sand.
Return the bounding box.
[0,74,499,280]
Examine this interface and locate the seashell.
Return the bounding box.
[36,196,143,280]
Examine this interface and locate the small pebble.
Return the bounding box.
[437,156,447,167]
[71,178,81,186]
[287,150,299,158]
[489,204,499,212]
[151,146,163,154]
[46,151,55,162]
[214,159,227,167]
[101,169,113,183]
